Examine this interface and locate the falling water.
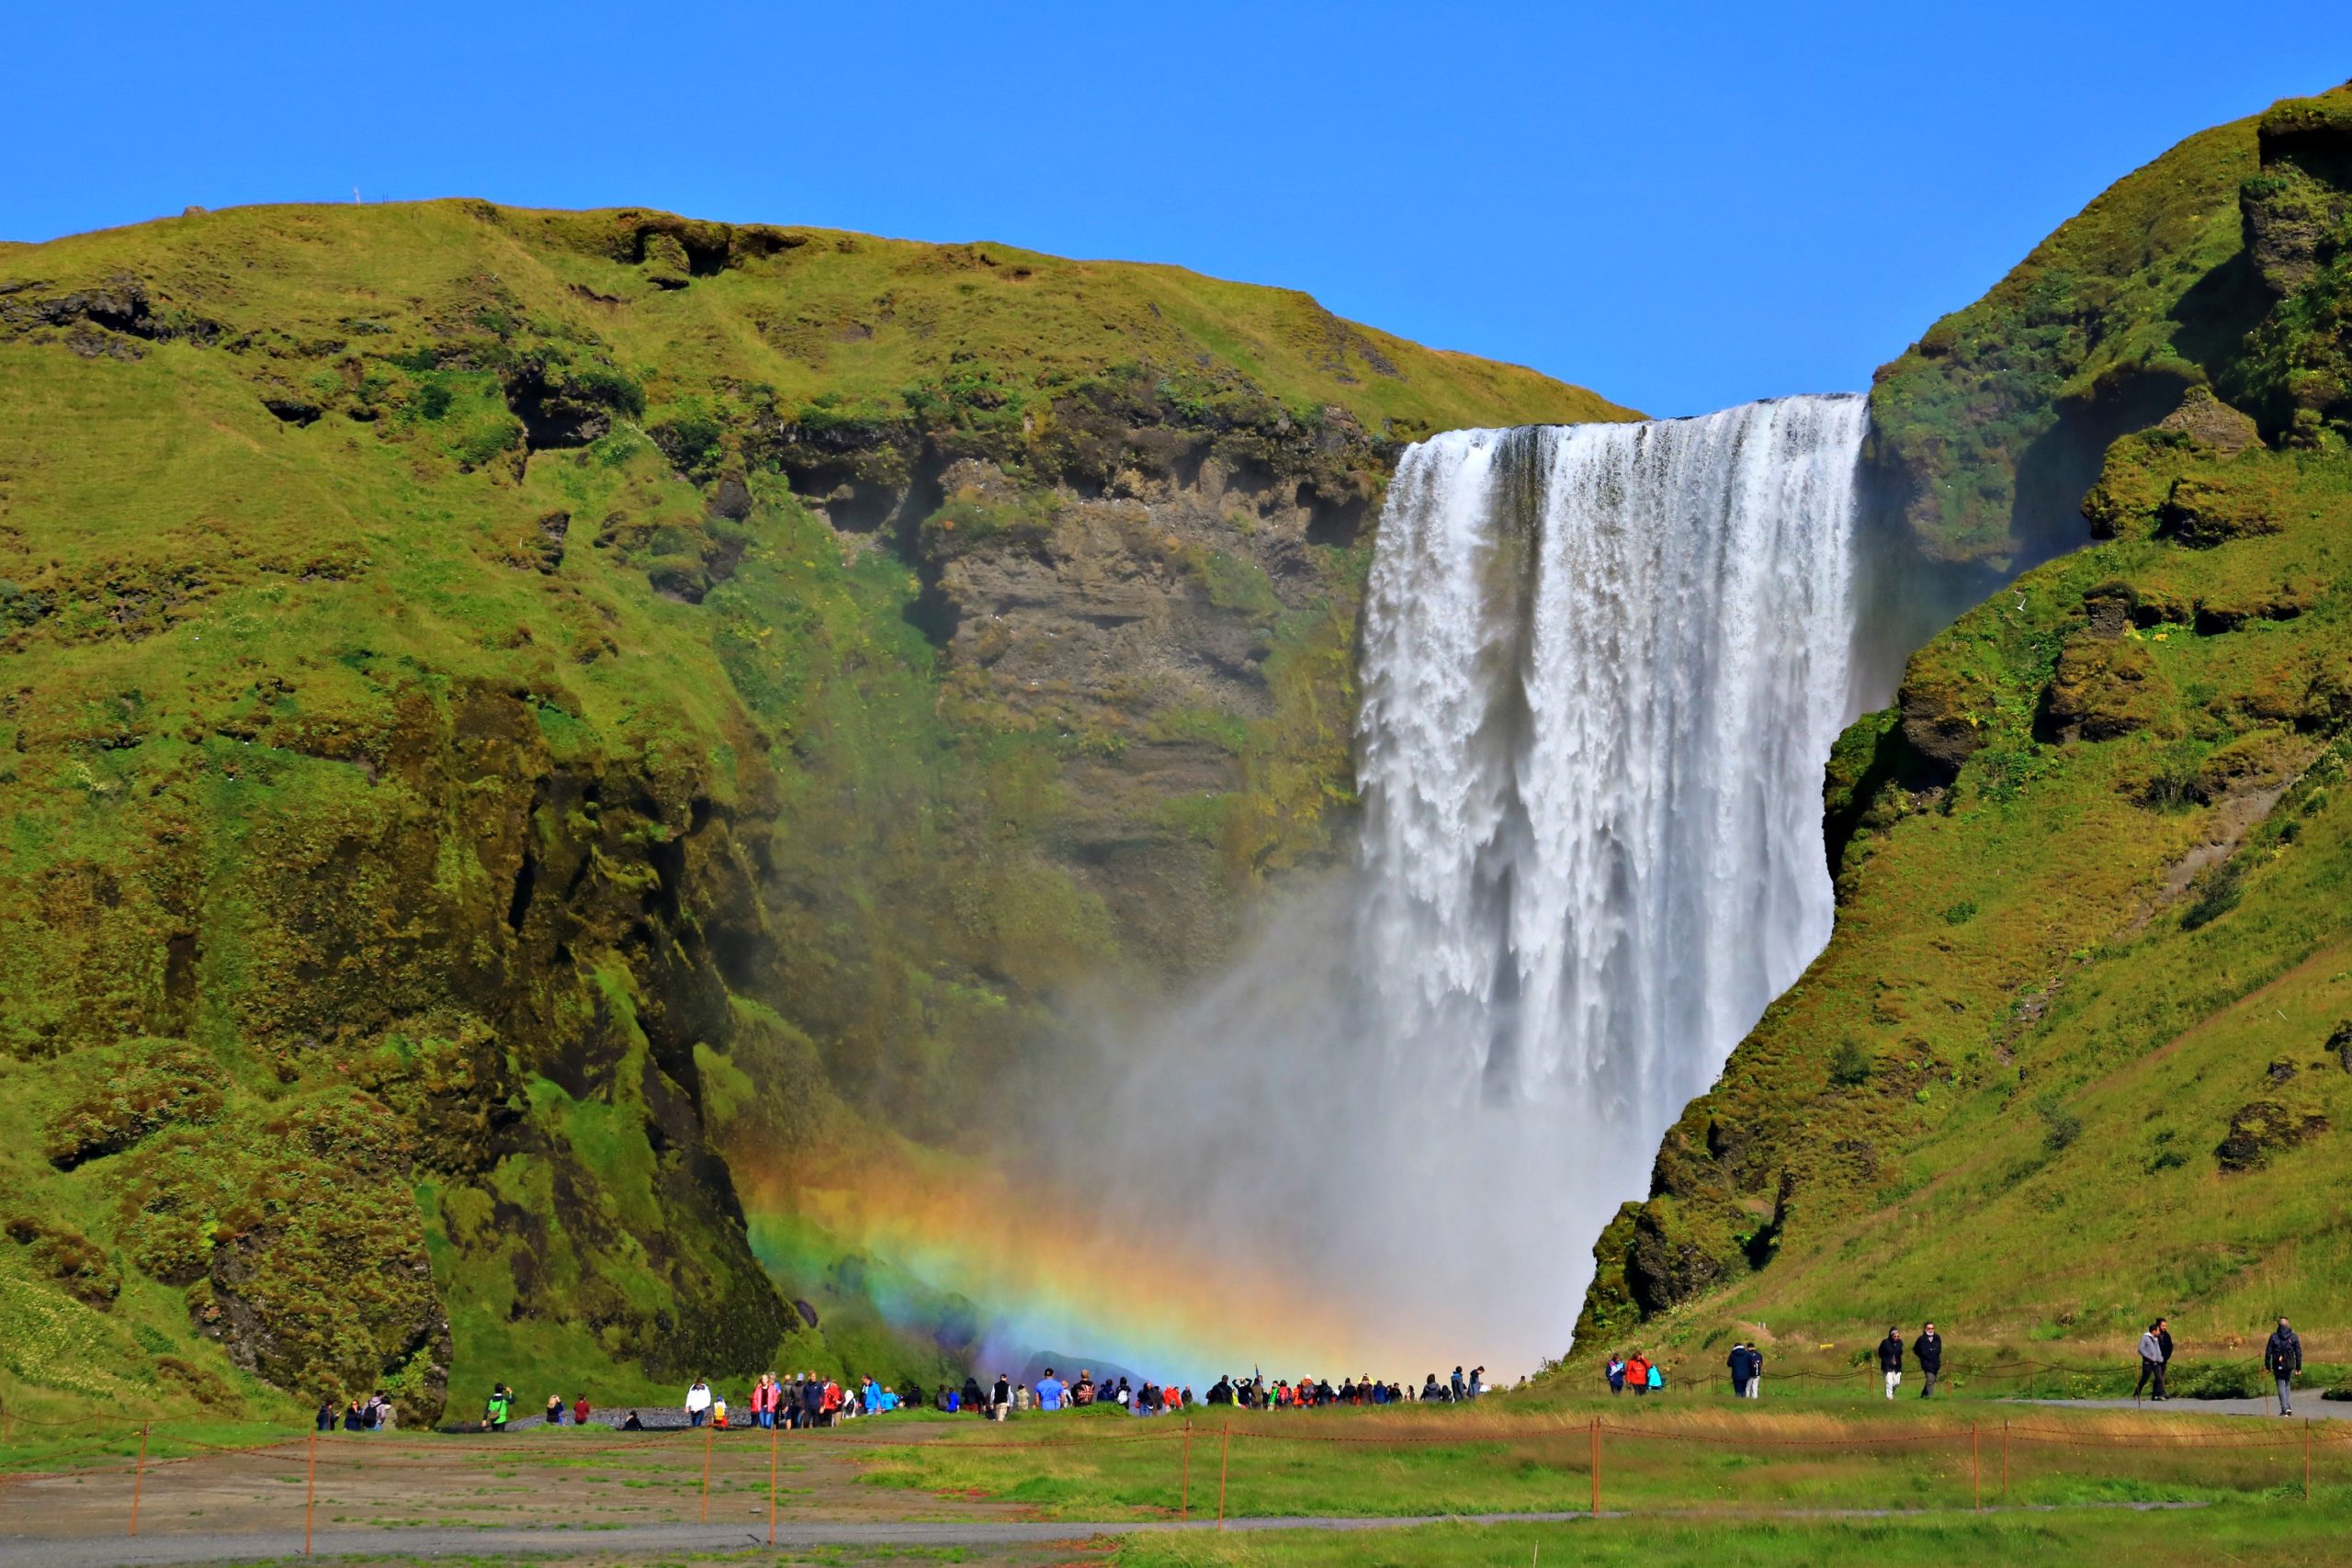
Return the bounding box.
[1356,395,1867,1129]
[968,396,1871,1382]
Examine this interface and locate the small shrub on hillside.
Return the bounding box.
[2035,1090,2084,1153]
[2139,739,2208,809]
[1827,1039,1873,1088]
[649,403,724,478]
[2181,858,2246,930]
[1941,900,1977,925]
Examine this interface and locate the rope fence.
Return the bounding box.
[4,1405,2346,1550]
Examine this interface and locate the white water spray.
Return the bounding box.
[999,396,1870,1382]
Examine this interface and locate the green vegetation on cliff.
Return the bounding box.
[0,199,1627,1425]
[1868,100,2269,568]
[1584,85,2352,1378]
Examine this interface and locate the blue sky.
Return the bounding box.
[2,3,2341,415]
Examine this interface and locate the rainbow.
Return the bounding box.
[730,1142,1459,1384]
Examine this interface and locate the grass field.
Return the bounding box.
[5,1395,2349,1566]
[856,1402,2347,1522]
[1110,1499,2352,1568]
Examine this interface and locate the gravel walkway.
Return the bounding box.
[0,1501,2213,1568]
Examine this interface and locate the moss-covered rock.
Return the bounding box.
[2041,632,2172,741]
[2215,1100,2330,1172]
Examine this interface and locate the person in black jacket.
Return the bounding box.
[1725,1342,1749,1396]
[1877,1327,1905,1399]
[2265,1316,2303,1416]
[802,1375,826,1428]
[1913,1323,1944,1398]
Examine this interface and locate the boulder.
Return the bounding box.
[2215,1100,2329,1172]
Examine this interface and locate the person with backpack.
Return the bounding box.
[991,1373,1012,1422]
[1877,1328,1905,1398]
[1913,1323,1944,1398]
[1645,1359,1666,1394]
[484,1384,513,1432]
[2135,1321,2167,1401]
[2265,1316,2303,1416]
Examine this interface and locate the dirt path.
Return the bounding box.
[2016,1396,2352,1418]
[0,1502,2222,1568]
[0,1428,1019,1559]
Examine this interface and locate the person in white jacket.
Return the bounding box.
[684,1377,713,1427]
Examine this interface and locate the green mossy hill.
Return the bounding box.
[1580,85,2352,1374]
[1863,88,2352,569]
[0,200,1623,1428]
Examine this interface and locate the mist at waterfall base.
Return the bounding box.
[918,397,1891,1386]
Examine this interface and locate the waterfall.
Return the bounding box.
[1355,395,1867,1134]
[997,395,1871,1382]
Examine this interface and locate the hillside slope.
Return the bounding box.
[1866,103,2268,570]
[1579,84,2352,1383]
[0,199,1630,1424]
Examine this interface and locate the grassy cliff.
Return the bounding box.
[0,199,1630,1426]
[1580,84,2352,1383]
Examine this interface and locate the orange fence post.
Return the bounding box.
[2001,1419,2009,1502]
[129,1419,150,1532]
[303,1429,317,1557]
[1971,1422,1980,1512]
[700,1427,715,1523]
[1589,1417,1600,1517]
[1180,1419,1192,1519]
[1216,1422,1230,1531]
[768,1420,779,1545]
[2305,1419,2312,1503]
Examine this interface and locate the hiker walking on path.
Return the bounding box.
[1606,1354,1627,1394]
[684,1377,712,1428]
[2266,1316,2302,1416]
[1746,1343,1763,1399]
[1913,1323,1943,1398]
[2135,1320,2170,1401]
[1877,1327,1905,1399]
[1725,1342,1752,1398]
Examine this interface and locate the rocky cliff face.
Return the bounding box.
[0,199,1628,1422]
